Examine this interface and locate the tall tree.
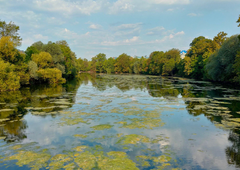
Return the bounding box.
[185,36,214,79]
[0,21,22,46]
[104,57,115,74]
[213,32,228,50]
[95,53,106,73]
[56,40,77,78]
[114,53,131,73]
[147,51,165,75]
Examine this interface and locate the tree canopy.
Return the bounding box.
[0,21,22,46]
[237,15,240,27]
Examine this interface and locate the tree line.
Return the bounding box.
[0,15,240,91]
[77,15,240,84]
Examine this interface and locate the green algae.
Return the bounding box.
[73,146,88,152]
[221,120,240,128]
[74,134,88,138]
[0,136,6,140]
[85,131,95,134]
[228,118,240,123]
[117,134,151,145]
[4,149,51,170]
[73,150,139,170]
[59,117,88,126]
[91,124,113,130]
[0,109,14,112]
[11,145,23,150]
[49,154,72,170]
[118,117,165,129]
[153,155,172,164]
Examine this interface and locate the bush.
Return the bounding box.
[37,68,66,84]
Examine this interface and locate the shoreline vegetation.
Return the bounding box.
[0,16,240,92]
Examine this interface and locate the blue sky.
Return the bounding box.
[1,0,239,59]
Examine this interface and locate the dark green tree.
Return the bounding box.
[147,51,165,75]
[25,46,39,63]
[206,35,240,82]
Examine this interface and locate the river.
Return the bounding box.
[0,74,240,170]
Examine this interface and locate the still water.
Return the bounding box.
[0,74,240,170]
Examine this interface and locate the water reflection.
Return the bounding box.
[0,78,82,143]
[0,74,240,169]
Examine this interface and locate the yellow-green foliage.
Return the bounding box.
[14,63,30,85]
[0,59,20,91]
[28,61,38,79]
[0,36,18,63]
[37,68,66,84]
[32,52,53,69]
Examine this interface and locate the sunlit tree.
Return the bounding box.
[0,20,22,46]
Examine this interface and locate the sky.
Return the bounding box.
[1,0,240,60]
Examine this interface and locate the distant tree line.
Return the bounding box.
[0,15,240,91]
[77,15,240,84]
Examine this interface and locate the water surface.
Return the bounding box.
[0,74,240,170]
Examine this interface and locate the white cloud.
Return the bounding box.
[114,23,142,30]
[125,36,139,42]
[89,24,102,30]
[101,36,140,46]
[108,0,190,14]
[109,0,135,14]
[149,0,190,5]
[33,0,103,15]
[169,31,184,39]
[175,31,185,35]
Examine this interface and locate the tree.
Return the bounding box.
[31,52,53,69]
[0,20,22,46]
[206,35,240,82]
[114,53,131,73]
[14,63,30,85]
[104,57,115,74]
[0,59,20,91]
[43,41,64,64]
[233,50,240,83]
[37,68,66,84]
[237,15,240,27]
[28,61,39,80]
[56,40,77,78]
[0,36,18,63]
[95,53,106,73]
[25,46,39,63]
[213,32,227,50]
[31,41,44,51]
[162,48,181,76]
[147,51,165,75]
[185,36,214,79]
[162,58,176,76]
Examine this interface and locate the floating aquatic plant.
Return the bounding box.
[91,124,113,130]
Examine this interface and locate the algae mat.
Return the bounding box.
[0,74,240,170]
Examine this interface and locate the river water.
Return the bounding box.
[0,74,240,170]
